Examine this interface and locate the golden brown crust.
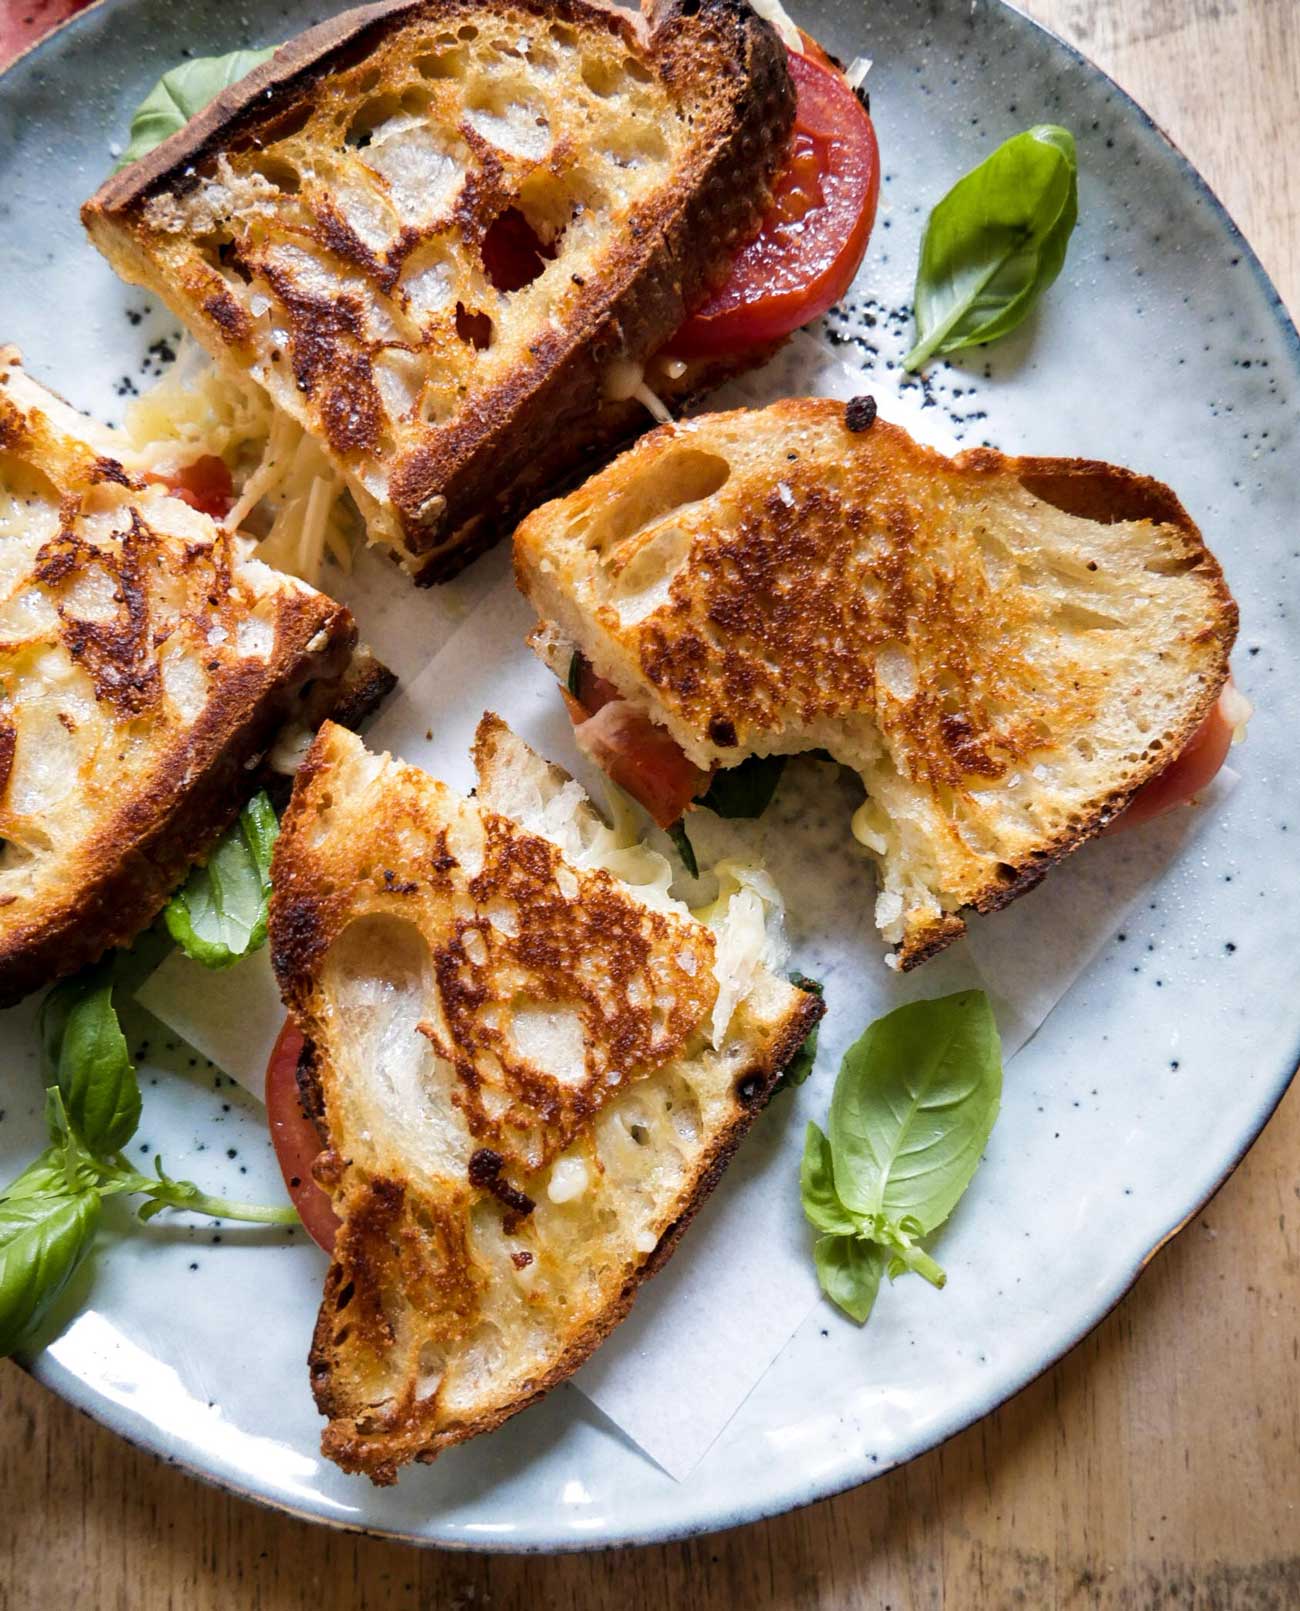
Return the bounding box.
[515,398,1238,967]
[83,0,795,578]
[0,356,366,1005]
[272,719,820,1482]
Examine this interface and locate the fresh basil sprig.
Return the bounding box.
[115,47,277,170]
[165,792,278,969]
[903,125,1079,372]
[666,819,700,880]
[0,974,297,1359]
[802,990,1002,1324]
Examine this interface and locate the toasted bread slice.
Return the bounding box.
[82,0,794,582]
[269,715,819,1483]
[515,397,1238,967]
[0,350,377,1004]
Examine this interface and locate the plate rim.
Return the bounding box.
[5,0,1299,1552]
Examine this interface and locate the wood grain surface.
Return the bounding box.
[1,1,1297,1606]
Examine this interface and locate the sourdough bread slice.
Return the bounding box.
[514,397,1238,967]
[0,349,377,1004]
[83,0,794,581]
[269,715,819,1483]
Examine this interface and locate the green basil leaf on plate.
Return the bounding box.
[165,791,279,969]
[800,1122,858,1235]
[696,754,787,819]
[56,982,141,1155]
[903,124,1079,371]
[0,1190,100,1356]
[813,1233,887,1325]
[827,989,1002,1231]
[116,47,278,170]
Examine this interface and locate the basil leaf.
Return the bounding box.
[567,652,584,699]
[57,983,141,1154]
[775,973,824,1092]
[115,47,278,170]
[666,819,699,880]
[903,125,1079,372]
[696,755,787,819]
[813,1234,886,1325]
[0,1191,100,1356]
[1,1150,72,1203]
[828,990,1002,1232]
[800,1123,858,1235]
[165,792,278,968]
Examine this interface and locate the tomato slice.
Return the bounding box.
[1105,686,1243,834]
[265,1019,340,1254]
[147,455,235,520]
[563,660,711,829]
[668,47,880,358]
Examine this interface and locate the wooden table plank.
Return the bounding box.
[1,1,1296,1606]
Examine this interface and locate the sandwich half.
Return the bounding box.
[514,397,1238,967]
[82,0,796,582]
[0,349,390,1004]
[269,714,820,1482]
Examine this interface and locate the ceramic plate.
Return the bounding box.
[0,0,1296,1551]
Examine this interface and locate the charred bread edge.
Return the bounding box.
[0,597,357,1008]
[411,339,783,583]
[83,0,795,564]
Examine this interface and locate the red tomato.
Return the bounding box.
[1105,687,1240,834]
[481,206,555,293]
[148,455,235,520]
[668,47,880,358]
[563,665,711,830]
[265,1019,340,1254]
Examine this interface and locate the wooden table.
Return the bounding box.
[2,2,1297,1605]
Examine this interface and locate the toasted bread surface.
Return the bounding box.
[0,351,359,1003]
[270,717,818,1482]
[83,0,794,580]
[515,398,1238,965]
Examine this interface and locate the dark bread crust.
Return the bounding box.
[0,595,357,1007]
[83,0,796,576]
[411,340,782,583]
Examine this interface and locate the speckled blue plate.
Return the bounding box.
[0,0,1296,1551]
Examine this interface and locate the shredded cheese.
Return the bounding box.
[749,0,803,54]
[120,338,356,586]
[845,55,872,92]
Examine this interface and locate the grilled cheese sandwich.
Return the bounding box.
[269,714,820,1481]
[83,0,796,582]
[0,349,390,1004]
[515,397,1238,966]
